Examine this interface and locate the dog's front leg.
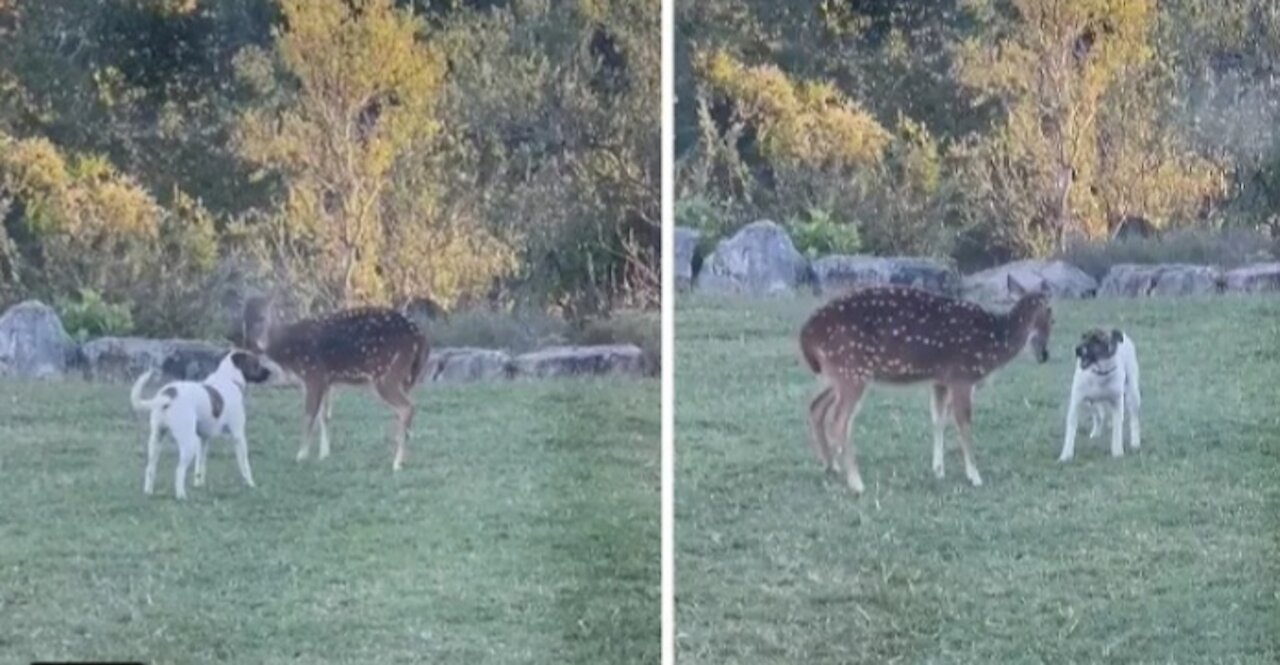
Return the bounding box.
[1126,385,1141,451]
[1110,394,1125,458]
[1060,396,1080,463]
[1087,403,1104,439]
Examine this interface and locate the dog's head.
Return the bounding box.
[1075,328,1123,370]
[228,350,272,384]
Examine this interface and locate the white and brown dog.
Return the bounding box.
[1060,328,1141,462]
[129,350,271,499]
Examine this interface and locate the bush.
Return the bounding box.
[571,309,661,376]
[1058,228,1277,280]
[427,308,570,354]
[56,289,134,341]
[419,305,658,375]
[784,207,862,258]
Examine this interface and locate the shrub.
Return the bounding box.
[784,207,862,258]
[571,309,661,376]
[1058,228,1277,280]
[56,288,134,341]
[427,307,570,354]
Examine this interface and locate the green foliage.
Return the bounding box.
[573,309,661,376]
[0,0,657,337]
[55,288,134,340]
[784,207,861,258]
[430,0,661,313]
[429,307,571,353]
[677,0,1268,266]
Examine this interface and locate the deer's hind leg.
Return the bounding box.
[931,384,951,480]
[828,377,869,494]
[949,383,983,487]
[373,378,414,472]
[807,385,837,471]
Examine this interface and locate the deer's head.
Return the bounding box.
[1008,275,1053,363]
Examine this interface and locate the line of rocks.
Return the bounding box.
[0,300,649,383]
[676,220,1280,301]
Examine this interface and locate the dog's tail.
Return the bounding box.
[129,370,168,412]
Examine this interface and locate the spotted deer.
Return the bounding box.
[799,276,1054,494]
[243,296,431,471]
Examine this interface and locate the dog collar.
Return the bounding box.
[1089,365,1117,377]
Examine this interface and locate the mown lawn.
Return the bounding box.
[0,376,658,665]
[676,294,1280,664]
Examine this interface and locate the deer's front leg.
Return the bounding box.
[298,382,327,462]
[930,384,949,479]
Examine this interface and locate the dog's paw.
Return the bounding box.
[1057,453,1074,463]
[932,463,945,480]
[966,469,983,487]
[295,447,310,462]
[846,474,865,495]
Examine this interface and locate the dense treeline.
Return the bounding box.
[676,0,1280,268]
[0,0,658,337]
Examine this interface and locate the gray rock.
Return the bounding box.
[512,345,646,379]
[963,260,1098,302]
[695,220,809,296]
[810,255,961,297]
[74,337,227,384]
[1099,264,1224,297]
[674,226,702,291]
[0,300,76,379]
[426,347,512,383]
[1224,262,1280,293]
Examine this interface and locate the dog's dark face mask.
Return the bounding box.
[230,351,272,384]
[1075,329,1123,370]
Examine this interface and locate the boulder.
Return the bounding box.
[1224,262,1280,293]
[512,344,646,379]
[1099,264,1224,297]
[963,260,1098,302]
[674,226,702,290]
[74,337,226,384]
[810,255,961,297]
[695,220,809,296]
[0,300,75,379]
[425,347,513,383]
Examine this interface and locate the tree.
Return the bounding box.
[235,0,513,309]
[955,0,1222,252]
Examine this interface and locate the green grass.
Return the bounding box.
[0,377,658,665]
[676,294,1280,664]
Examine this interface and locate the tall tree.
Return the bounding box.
[236,0,453,307]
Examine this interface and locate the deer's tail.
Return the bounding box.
[799,325,823,375]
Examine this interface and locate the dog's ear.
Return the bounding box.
[1111,329,1124,345]
[1075,344,1085,358]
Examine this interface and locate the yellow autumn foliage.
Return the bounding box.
[698,50,890,172]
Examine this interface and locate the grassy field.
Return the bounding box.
[676,294,1280,664]
[0,376,658,665]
